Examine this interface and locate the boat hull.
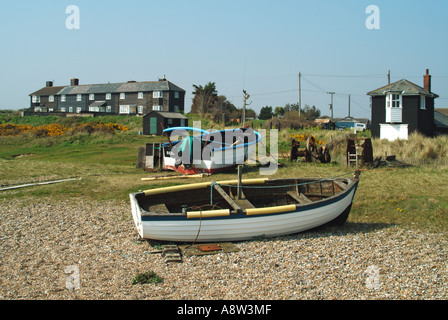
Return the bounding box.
[130,177,359,242]
[163,143,256,174]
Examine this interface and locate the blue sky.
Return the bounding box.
[1,0,447,119]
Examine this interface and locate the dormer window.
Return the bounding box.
[386,93,402,109]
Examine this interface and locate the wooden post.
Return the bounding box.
[237,165,243,200]
[137,147,145,169]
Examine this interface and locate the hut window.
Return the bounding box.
[420,96,426,110]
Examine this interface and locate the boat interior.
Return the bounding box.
[135,177,352,216]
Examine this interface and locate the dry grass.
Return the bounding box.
[371,132,448,167]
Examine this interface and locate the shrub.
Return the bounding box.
[0,122,128,137]
[131,271,164,285]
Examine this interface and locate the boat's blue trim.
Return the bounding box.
[162,126,209,135]
[140,180,359,222]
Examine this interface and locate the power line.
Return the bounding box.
[301,73,385,78]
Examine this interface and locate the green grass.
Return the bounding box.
[1,114,448,235]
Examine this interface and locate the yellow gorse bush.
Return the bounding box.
[290,133,326,146]
[0,122,128,137]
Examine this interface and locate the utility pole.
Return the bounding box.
[327,92,335,119]
[348,94,351,117]
[238,90,252,198]
[298,72,301,118]
[242,90,252,127]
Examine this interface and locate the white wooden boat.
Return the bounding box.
[161,127,261,175]
[129,171,361,242]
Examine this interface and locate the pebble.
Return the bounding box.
[0,197,447,300]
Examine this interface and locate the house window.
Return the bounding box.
[153,91,163,98]
[138,92,144,99]
[106,93,112,100]
[138,106,143,114]
[174,92,180,99]
[120,93,126,100]
[386,93,402,123]
[69,107,74,113]
[61,95,66,102]
[77,94,82,102]
[420,96,426,110]
[89,94,95,101]
[106,106,112,113]
[34,107,42,112]
[120,105,130,114]
[153,105,162,111]
[49,95,55,102]
[174,105,180,113]
[76,107,82,113]
[61,107,66,112]
[32,96,40,103]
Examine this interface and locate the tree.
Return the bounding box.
[302,104,321,120]
[274,106,285,117]
[259,106,273,120]
[284,103,299,112]
[191,82,218,116]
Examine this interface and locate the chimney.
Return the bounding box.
[46,81,53,87]
[70,78,79,86]
[423,69,431,92]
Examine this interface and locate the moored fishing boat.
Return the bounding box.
[160,126,261,174]
[129,171,360,242]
